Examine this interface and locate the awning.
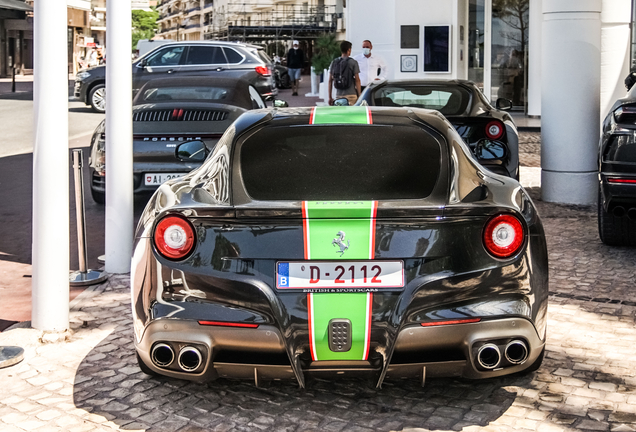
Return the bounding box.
[0,0,33,12]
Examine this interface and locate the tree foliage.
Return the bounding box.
[311,33,341,73]
[132,8,160,50]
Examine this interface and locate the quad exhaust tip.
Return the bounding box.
[178,346,202,372]
[151,343,175,367]
[505,340,529,365]
[477,343,501,369]
[614,206,626,217]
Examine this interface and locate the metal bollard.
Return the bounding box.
[11,66,15,93]
[70,149,108,286]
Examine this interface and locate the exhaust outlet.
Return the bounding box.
[505,340,529,365]
[477,343,501,370]
[151,343,175,367]
[628,208,636,221]
[178,346,202,372]
[613,206,626,217]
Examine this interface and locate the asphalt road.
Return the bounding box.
[0,91,119,325]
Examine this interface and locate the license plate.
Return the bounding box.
[144,173,184,185]
[276,261,404,290]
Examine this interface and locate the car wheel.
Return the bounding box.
[598,189,636,246]
[136,352,159,377]
[91,185,105,205]
[281,73,291,89]
[89,84,106,113]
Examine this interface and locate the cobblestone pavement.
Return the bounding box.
[1,134,636,432]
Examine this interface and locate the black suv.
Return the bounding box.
[74,41,277,113]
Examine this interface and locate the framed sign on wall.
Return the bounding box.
[423,25,451,73]
[401,55,417,72]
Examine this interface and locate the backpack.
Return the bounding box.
[332,58,353,90]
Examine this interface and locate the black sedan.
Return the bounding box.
[131,106,548,387]
[88,77,268,204]
[598,86,636,245]
[355,80,519,179]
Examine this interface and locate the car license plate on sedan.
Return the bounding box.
[144,173,184,185]
[276,261,404,290]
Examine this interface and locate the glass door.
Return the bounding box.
[490,0,529,110]
[468,0,485,91]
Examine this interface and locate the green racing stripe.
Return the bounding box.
[303,201,377,361]
[309,106,372,125]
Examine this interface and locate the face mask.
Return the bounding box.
[363,48,371,56]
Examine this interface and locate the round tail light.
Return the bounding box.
[485,121,504,140]
[483,214,524,258]
[154,215,196,260]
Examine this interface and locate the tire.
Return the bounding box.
[91,186,105,205]
[281,73,292,89]
[136,352,159,377]
[598,189,636,246]
[89,83,106,113]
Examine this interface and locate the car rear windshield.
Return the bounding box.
[373,85,471,115]
[141,86,233,102]
[240,125,442,201]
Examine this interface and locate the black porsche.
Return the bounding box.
[355,79,519,180]
[131,106,548,387]
[88,76,268,204]
[598,86,636,245]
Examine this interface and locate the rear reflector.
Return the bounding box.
[420,318,481,327]
[198,321,259,328]
[607,178,636,184]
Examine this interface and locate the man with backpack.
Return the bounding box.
[328,40,361,106]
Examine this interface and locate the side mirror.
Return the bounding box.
[496,98,513,111]
[273,99,289,108]
[475,139,507,160]
[176,140,208,162]
[333,97,349,106]
[137,58,147,68]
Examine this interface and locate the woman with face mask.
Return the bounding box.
[353,40,388,90]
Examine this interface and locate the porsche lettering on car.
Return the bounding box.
[131,106,548,387]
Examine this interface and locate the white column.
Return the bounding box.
[600,0,631,120]
[32,0,69,331]
[484,0,492,101]
[105,0,133,273]
[541,0,601,205]
[527,0,542,116]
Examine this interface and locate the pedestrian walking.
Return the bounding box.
[286,40,305,96]
[353,40,387,90]
[328,40,361,106]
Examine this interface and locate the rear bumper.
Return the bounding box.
[599,172,636,210]
[135,316,545,385]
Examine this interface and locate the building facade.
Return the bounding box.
[155,0,345,59]
[0,0,32,77]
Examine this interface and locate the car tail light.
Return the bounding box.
[154,215,196,260]
[483,214,524,258]
[485,121,504,140]
[614,105,636,124]
[255,66,270,76]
